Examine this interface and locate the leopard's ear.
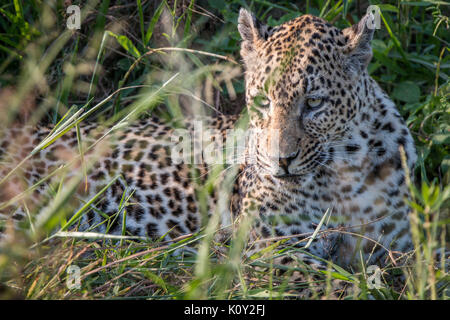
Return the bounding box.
[238,8,269,67]
[342,12,375,75]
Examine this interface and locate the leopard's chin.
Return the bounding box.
[267,171,314,185]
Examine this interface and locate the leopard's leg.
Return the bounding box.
[245,236,358,299]
[224,189,364,299]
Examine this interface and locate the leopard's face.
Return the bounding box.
[238,10,374,178]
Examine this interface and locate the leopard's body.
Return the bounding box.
[0,116,237,241]
[0,10,416,274]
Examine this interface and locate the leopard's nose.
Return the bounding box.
[278,151,299,174]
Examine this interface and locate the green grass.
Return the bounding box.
[0,0,448,299]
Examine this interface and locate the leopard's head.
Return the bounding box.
[238,8,375,178]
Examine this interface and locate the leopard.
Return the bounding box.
[0,8,418,296]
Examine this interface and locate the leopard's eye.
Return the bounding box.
[254,96,270,108]
[306,98,323,110]
[260,99,270,108]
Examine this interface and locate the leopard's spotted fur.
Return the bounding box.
[235,10,416,269]
[0,10,417,293]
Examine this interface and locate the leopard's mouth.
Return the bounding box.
[272,173,303,179]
